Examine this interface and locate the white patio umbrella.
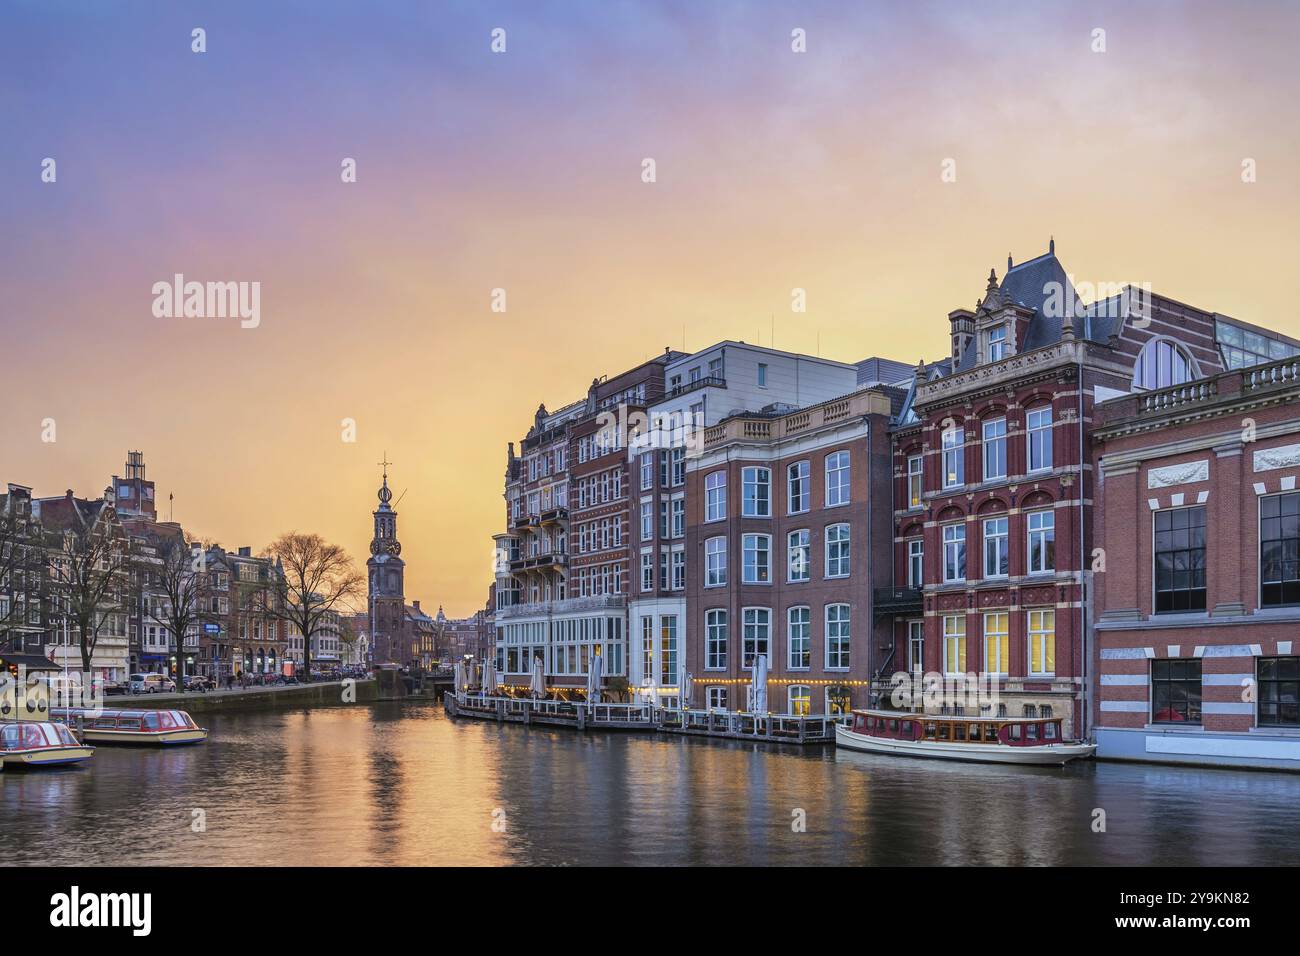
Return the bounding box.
[530,656,546,698]
[481,657,496,696]
[453,660,466,695]
[587,652,604,704]
[678,665,693,710]
[751,654,768,714]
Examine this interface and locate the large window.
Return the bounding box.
[1258,656,1300,727]
[640,501,653,541]
[826,604,851,669]
[788,684,811,717]
[1132,338,1193,391]
[742,467,771,517]
[907,620,924,672]
[742,608,770,667]
[1028,609,1055,676]
[983,516,1008,578]
[907,455,923,509]
[907,539,923,587]
[1027,407,1053,472]
[826,451,850,507]
[982,418,1007,481]
[942,615,966,675]
[1027,510,1055,575]
[788,529,810,583]
[983,611,1008,677]
[660,616,678,688]
[941,427,964,488]
[1152,659,1202,724]
[788,460,810,514]
[787,606,811,669]
[705,609,728,670]
[988,324,1008,362]
[706,686,728,712]
[742,534,771,584]
[705,536,727,587]
[943,522,966,582]
[1154,506,1206,612]
[825,523,851,578]
[1261,492,1300,607]
[639,452,654,490]
[705,471,726,522]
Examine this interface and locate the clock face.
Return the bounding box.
[388,541,402,556]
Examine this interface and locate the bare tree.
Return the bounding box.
[146,533,210,693]
[260,533,363,680]
[48,509,130,674]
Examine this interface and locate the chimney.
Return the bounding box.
[948,309,975,367]
[238,546,251,557]
[413,600,421,611]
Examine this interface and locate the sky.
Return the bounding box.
[3,0,1300,616]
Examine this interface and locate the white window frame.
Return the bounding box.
[941,426,965,489]
[788,460,810,515]
[705,536,727,588]
[982,417,1007,481]
[742,533,772,584]
[942,522,966,582]
[1027,406,1053,474]
[742,467,771,518]
[982,515,1008,579]
[825,523,851,579]
[1027,509,1055,575]
[788,529,810,583]
[787,606,811,670]
[825,450,850,507]
[705,471,727,522]
[705,609,728,670]
[825,603,851,670]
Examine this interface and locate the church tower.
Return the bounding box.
[367,457,407,666]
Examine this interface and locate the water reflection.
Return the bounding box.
[2,703,1297,866]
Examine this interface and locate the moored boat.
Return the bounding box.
[0,720,95,768]
[52,707,208,746]
[835,710,1096,765]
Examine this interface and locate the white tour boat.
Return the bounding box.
[835,710,1096,765]
[53,707,208,746]
[0,720,95,768]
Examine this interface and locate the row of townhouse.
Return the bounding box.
[2,451,347,683]
[489,239,1300,770]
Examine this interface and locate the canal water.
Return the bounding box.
[3,702,1297,866]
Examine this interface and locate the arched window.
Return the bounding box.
[1133,339,1195,390]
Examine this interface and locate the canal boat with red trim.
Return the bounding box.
[52,707,208,746]
[835,710,1096,765]
[0,721,95,768]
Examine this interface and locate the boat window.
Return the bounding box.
[1027,722,1040,742]
[1045,721,1059,740]
[163,711,185,728]
[888,719,899,735]
[969,723,980,741]
[924,721,937,738]
[1009,723,1022,741]
[0,724,19,749]
[938,723,951,740]
[984,724,998,742]
[23,724,50,747]
[53,724,79,746]
[143,713,161,729]
[118,717,143,731]
[901,720,913,737]
[954,723,966,741]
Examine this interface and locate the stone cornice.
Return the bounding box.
[915,340,1085,410]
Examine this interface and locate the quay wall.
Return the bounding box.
[108,679,379,716]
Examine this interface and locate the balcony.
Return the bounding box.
[664,375,725,401]
[496,594,626,621]
[510,552,568,574]
[538,506,569,527]
[873,587,922,614]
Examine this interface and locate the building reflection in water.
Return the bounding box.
[3,703,1300,866]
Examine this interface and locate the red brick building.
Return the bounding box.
[684,388,896,715]
[1092,351,1300,769]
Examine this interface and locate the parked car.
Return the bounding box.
[184,675,214,692]
[128,673,175,694]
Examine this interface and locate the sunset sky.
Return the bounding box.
[4,1,1300,615]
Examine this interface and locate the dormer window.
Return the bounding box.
[988,325,1008,362]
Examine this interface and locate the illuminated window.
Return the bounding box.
[1028,609,1055,676]
[983,611,1008,677]
[788,684,811,716]
[942,615,966,675]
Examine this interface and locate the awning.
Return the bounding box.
[1,653,59,672]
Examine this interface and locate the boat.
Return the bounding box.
[835,710,1096,765]
[0,721,95,768]
[52,707,208,746]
